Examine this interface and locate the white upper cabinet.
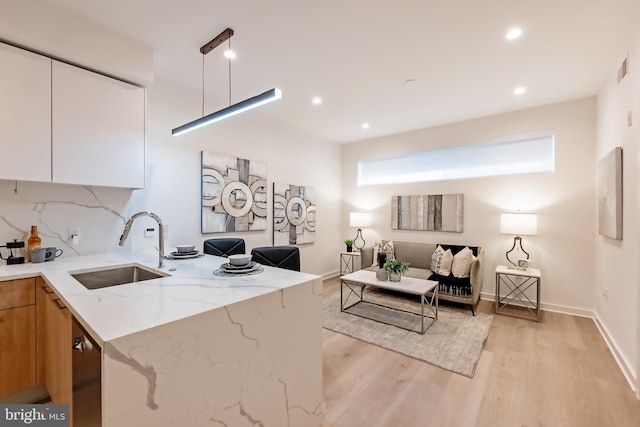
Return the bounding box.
[0,44,52,182]
[52,61,145,188]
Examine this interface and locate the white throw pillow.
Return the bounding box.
[371,241,383,267]
[431,245,453,275]
[451,246,474,278]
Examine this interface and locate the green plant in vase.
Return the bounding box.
[344,239,354,252]
[383,259,409,282]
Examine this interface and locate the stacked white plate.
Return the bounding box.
[219,261,261,274]
[168,250,202,259]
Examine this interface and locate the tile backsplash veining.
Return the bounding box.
[0,180,133,256]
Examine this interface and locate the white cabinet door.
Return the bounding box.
[52,61,145,188]
[0,44,51,182]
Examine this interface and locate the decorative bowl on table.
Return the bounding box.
[228,254,252,266]
[176,244,196,253]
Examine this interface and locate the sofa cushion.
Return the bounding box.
[451,246,474,278]
[404,267,431,280]
[382,240,435,270]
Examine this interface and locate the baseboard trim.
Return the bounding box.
[538,301,593,318]
[480,291,592,318]
[593,313,638,398]
[480,291,638,398]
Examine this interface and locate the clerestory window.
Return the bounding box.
[357,134,555,186]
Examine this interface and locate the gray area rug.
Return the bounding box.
[323,288,493,378]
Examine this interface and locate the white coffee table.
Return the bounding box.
[340,270,438,334]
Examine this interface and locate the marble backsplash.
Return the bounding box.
[0,179,133,257]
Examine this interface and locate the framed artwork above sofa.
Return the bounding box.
[391,194,464,232]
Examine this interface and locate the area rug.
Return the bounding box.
[323,288,493,378]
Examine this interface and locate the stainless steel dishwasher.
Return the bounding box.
[72,318,102,426]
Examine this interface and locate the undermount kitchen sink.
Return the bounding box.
[71,265,169,290]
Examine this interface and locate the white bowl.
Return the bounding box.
[176,245,196,253]
[228,254,252,266]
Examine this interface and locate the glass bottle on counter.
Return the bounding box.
[27,225,41,263]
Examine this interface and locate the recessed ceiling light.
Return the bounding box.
[224,49,236,59]
[312,97,322,105]
[514,86,526,95]
[362,123,370,129]
[505,27,523,40]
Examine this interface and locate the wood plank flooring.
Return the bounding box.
[321,277,640,427]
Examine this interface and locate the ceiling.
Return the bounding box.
[45,0,640,143]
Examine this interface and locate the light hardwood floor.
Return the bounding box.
[321,277,640,427]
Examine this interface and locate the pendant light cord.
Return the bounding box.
[202,53,205,117]
[228,38,232,105]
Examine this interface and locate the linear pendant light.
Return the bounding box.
[172,28,282,136]
[172,88,281,136]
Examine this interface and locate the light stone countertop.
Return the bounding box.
[0,250,320,347]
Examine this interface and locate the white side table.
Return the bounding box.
[340,251,361,275]
[495,265,542,322]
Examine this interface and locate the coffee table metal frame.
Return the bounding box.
[340,270,438,334]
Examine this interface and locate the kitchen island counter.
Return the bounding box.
[0,250,323,426]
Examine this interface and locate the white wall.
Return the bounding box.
[342,97,597,315]
[596,20,640,394]
[0,3,343,277]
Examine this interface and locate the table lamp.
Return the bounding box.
[500,213,538,268]
[349,212,372,251]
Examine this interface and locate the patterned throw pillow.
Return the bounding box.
[382,241,395,260]
[451,246,474,278]
[431,245,453,276]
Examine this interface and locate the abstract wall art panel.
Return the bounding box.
[391,194,464,232]
[598,147,623,240]
[273,183,316,245]
[201,151,267,233]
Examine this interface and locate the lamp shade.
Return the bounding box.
[500,213,538,236]
[349,212,372,228]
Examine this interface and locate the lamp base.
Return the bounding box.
[505,236,530,268]
[353,228,365,251]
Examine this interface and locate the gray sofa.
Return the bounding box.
[360,240,485,315]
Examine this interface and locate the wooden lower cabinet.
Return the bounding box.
[35,277,46,385]
[0,305,36,396]
[42,283,73,423]
[0,278,36,398]
[1,277,81,424]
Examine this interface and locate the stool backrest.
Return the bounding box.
[250,246,300,271]
[203,238,246,257]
